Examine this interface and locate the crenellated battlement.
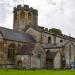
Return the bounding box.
[13,5,38,15]
[13,4,38,31]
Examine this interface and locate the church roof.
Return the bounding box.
[17,44,35,55]
[0,27,36,43]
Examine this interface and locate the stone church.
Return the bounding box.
[0,4,75,69]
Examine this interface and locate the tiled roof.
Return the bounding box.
[0,27,36,43]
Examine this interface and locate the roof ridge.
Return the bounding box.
[0,26,29,35]
[0,26,36,43]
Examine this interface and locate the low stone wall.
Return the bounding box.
[0,64,16,69]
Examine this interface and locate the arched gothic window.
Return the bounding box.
[48,37,51,44]
[8,48,15,61]
[8,44,16,64]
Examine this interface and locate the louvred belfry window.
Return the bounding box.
[20,11,25,21]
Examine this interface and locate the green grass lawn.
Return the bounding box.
[0,69,75,75]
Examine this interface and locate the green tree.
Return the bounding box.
[49,28,62,35]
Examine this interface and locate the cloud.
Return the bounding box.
[38,0,75,37]
[0,0,75,37]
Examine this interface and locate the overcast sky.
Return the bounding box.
[0,0,75,37]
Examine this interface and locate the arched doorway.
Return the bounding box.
[8,43,17,64]
[28,12,32,21]
[46,50,53,69]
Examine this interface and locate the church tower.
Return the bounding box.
[13,5,38,31]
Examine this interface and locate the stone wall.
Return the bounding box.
[32,43,46,68]
[26,27,41,42]
[54,52,61,69]
[16,43,46,69]
[41,33,54,44]
[16,55,31,69]
[64,42,75,68]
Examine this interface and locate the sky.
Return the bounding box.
[0,0,75,37]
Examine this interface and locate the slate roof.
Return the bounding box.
[17,44,35,55]
[0,27,36,43]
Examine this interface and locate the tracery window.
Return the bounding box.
[8,44,16,64]
[8,48,15,61]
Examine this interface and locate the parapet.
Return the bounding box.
[13,5,38,15]
[24,5,29,10]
